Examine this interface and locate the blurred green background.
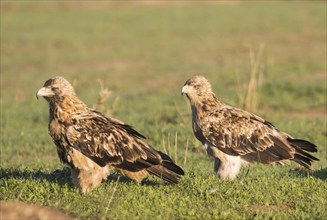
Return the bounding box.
[1,1,326,219]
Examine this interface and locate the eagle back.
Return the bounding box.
[65,111,156,168]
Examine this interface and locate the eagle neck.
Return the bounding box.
[49,95,87,125]
[190,93,223,116]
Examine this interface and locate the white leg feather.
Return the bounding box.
[69,148,112,193]
[207,144,242,180]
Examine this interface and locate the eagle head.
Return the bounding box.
[36,76,75,101]
[181,75,213,98]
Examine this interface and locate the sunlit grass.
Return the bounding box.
[1,1,326,219]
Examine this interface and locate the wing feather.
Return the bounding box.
[199,106,294,162]
[66,111,155,167]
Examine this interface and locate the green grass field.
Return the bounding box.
[1,1,326,219]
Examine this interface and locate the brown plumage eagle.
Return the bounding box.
[182,75,319,179]
[37,76,184,192]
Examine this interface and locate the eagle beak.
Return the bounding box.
[36,87,54,100]
[181,85,190,96]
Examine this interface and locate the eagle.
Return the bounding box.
[37,76,184,193]
[181,75,319,179]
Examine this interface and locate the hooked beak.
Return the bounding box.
[181,85,191,96]
[36,87,54,100]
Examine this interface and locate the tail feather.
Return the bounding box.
[147,151,184,184]
[287,138,319,170]
[293,155,311,170]
[288,138,318,152]
[147,164,183,184]
[293,146,319,162]
[157,151,185,175]
[161,161,185,176]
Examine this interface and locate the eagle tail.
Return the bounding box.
[288,138,319,169]
[147,164,182,184]
[147,151,184,184]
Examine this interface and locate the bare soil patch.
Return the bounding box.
[0,201,75,220]
[249,203,291,212]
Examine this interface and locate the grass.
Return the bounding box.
[241,43,265,112]
[1,1,326,219]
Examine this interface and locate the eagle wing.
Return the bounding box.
[65,110,162,169]
[199,106,295,163]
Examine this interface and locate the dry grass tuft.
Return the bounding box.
[241,43,265,112]
[94,79,120,116]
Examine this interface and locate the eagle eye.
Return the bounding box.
[52,86,59,91]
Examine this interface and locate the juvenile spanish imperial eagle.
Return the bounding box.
[37,76,184,192]
[181,75,319,179]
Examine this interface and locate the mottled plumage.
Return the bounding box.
[182,75,319,179]
[37,76,184,192]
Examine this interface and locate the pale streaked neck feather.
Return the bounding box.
[189,92,223,112]
[49,95,88,124]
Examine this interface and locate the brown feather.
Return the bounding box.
[38,76,184,192]
[182,75,319,171]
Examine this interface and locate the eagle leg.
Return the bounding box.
[71,166,111,193]
[68,148,111,193]
[209,146,242,180]
[213,157,221,174]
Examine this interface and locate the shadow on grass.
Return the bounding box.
[0,167,165,187]
[289,167,327,180]
[106,172,160,186]
[0,167,73,186]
